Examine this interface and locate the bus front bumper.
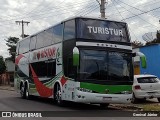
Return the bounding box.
[74,91,132,104]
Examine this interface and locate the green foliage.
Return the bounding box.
[156,30,160,41]
[5,37,19,62]
[132,40,144,48]
[0,56,6,74]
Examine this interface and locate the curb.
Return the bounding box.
[110,104,143,111]
[0,86,15,91]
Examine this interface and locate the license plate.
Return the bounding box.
[103,97,112,101]
[147,92,156,95]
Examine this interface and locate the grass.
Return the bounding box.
[138,104,160,111]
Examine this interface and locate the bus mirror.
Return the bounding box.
[135,52,147,68]
[73,47,79,67]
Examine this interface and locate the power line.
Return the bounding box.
[118,0,160,19]
[116,2,158,28]
[77,2,99,16]
[107,0,160,18]
[111,0,124,20]
[25,1,97,21]
[121,6,160,22]
[112,0,139,41]
[0,0,159,29]
[113,0,159,41]
[73,1,98,16]
[83,5,100,16]
[0,0,91,23]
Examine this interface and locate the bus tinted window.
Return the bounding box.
[30,60,56,77]
[16,42,19,55]
[36,32,44,49]
[44,28,53,46]
[108,52,131,81]
[30,36,37,50]
[53,24,63,43]
[19,38,30,54]
[77,18,129,42]
[64,20,75,40]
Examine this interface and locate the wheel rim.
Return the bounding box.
[55,85,61,104]
[20,86,24,97]
[26,89,29,98]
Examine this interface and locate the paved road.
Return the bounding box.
[0,89,159,120]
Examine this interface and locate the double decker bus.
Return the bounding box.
[14,17,146,107]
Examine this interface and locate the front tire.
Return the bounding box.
[20,82,31,99]
[54,84,64,106]
[20,84,26,99]
[157,98,160,102]
[25,85,31,100]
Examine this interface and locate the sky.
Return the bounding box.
[0,0,160,58]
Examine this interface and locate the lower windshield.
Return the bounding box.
[79,50,132,82]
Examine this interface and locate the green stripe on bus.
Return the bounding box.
[80,82,132,94]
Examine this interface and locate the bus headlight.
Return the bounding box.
[76,87,93,93]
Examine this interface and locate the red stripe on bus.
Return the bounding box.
[60,76,67,86]
[15,54,24,65]
[30,64,53,97]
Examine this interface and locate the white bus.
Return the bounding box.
[14,17,146,107]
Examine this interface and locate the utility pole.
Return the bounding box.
[96,0,106,18]
[100,0,106,18]
[15,20,30,38]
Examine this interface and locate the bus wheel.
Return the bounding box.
[25,85,31,100]
[99,103,109,109]
[54,84,63,106]
[20,84,26,99]
[157,98,160,102]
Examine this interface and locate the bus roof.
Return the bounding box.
[19,16,127,42]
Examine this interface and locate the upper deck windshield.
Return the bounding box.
[78,49,132,83]
[76,18,130,42]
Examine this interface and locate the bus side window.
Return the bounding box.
[64,20,75,41]
[43,28,53,47]
[30,36,37,50]
[30,60,56,78]
[16,42,19,55]
[36,32,44,49]
[53,24,63,44]
[47,60,56,77]
[19,38,30,54]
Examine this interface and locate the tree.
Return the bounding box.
[5,37,19,62]
[0,56,6,75]
[156,30,160,42]
[132,40,144,48]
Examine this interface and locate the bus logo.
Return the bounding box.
[33,47,56,60]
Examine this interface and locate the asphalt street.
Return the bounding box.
[0,89,159,120]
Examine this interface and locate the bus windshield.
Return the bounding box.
[79,49,132,82]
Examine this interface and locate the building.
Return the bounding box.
[133,43,160,78]
[0,58,15,85]
[133,48,140,75]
